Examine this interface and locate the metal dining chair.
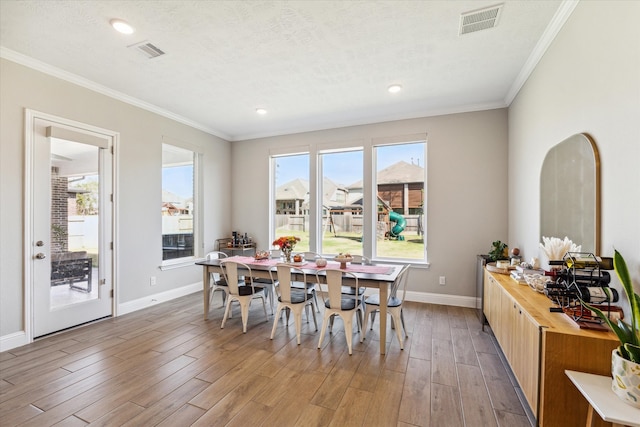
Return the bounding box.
[340,255,370,297]
[291,251,323,311]
[360,264,411,349]
[269,263,318,344]
[205,251,228,307]
[316,269,364,355]
[219,259,268,333]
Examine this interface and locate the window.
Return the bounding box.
[374,142,425,260]
[272,153,310,252]
[319,149,364,256]
[269,136,426,263]
[162,143,199,262]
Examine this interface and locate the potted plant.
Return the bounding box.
[581,249,640,408]
[488,240,508,262]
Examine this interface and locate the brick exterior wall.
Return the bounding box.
[51,167,68,254]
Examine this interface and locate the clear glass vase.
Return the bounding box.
[282,247,292,263]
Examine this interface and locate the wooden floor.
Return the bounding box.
[0,293,533,426]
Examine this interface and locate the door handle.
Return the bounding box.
[36,240,44,247]
[35,253,46,259]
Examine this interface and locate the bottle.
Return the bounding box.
[565,256,600,269]
[578,286,619,304]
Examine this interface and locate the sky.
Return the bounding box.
[275,142,425,186]
[162,165,193,199]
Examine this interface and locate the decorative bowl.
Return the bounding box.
[334,255,353,269]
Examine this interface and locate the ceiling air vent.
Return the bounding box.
[128,40,165,59]
[459,4,503,35]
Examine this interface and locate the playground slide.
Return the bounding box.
[389,211,406,239]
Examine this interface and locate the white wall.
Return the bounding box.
[0,58,231,341]
[231,109,509,300]
[509,1,640,302]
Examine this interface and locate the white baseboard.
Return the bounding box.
[0,331,29,353]
[117,282,202,315]
[405,290,478,308]
[355,287,478,308]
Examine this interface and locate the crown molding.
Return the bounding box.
[504,0,579,105]
[0,47,232,141]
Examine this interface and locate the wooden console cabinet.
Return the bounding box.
[483,270,618,427]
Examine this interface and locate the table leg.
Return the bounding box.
[203,266,210,320]
[585,405,595,427]
[379,283,388,355]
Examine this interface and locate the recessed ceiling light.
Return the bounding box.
[388,84,403,94]
[256,108,267,115]
[110,19,135,35]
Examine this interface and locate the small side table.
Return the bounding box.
[565,370,640,427]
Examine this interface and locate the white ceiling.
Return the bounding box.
[0,0,572,141]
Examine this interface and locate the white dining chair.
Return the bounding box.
[205,251,228,307]
[316,269,364,355]
[361,264,411,349]
[340,255,370,297]
[219,259,268,333]
[269,264,318,344]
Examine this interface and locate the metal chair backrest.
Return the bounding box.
[350,255,370,265]
[323,269,359,310]
[390,264,411,303]
[219,259,253,295]
[273,263,307,303]
[302,251,323,261]
[206,251,228,281]
[206,251,228,261]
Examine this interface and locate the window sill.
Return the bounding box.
[159,257,202,271]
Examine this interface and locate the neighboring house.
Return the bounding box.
[344,160,425,215]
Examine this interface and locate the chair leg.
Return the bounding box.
[261,296,268,323]
[221,297,233,329]
[310,301,318,331]
[343,313,354,355]
[391,309,404,350]
[294,308,303,345]
[318,314,330,349]
[240,300,250,333]
[312,289,320,312]
[270,304,284,340]
[400,309,408,337]
[361,306,372,342]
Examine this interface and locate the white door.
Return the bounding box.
[27,111,114,338]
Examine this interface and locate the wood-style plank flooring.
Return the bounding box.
[0,292,533,426]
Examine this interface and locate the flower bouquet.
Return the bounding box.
[272,236,300,263]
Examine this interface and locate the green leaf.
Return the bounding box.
[614,250,640,346]
[623,343,640,364]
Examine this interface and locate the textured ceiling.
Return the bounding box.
[0,1,569,141]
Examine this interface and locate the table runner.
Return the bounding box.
[225,255,395,275]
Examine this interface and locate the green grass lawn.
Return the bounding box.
[275,229,424,260]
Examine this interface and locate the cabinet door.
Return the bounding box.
[496,290,513,354]
[483,270,493,324]
[512,303,540,414]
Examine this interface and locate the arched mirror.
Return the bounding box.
[540,133,600,255]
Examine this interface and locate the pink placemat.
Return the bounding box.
[225,256,394,275]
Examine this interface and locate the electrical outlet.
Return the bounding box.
[150,276,156,286]
[439,276,446,286]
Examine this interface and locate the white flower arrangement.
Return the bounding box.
[539,236,581,260]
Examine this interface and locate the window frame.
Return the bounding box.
[269,135,428,265]
[160,139,202,269]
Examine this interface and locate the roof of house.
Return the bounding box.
[348,160,424,189]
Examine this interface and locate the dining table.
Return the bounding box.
[196,255,404,355]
